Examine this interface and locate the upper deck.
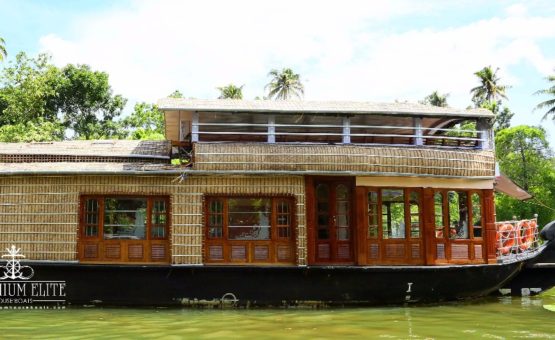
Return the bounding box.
[159,99,496,179]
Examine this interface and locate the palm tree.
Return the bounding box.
[470,66,509,106]
[217,84,244,99]
[534,71,555,120]
[0,37,7,62]
[265,68,304,100]
[420,91,449,107]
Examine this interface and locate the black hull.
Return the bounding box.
[501,241,555,295]
[26,262,523,307]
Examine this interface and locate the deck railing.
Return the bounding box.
[495,218,543,263]
[187,114,493,150]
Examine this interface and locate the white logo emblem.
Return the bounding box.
[1,245,34,280]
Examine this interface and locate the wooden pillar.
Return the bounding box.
[305,176,315,265]
[355,186,367,265]
[422,187,436,265]
[483,189,497,263]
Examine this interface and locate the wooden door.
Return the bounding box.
[313,179,354,263]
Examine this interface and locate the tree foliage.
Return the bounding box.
[470,66,509,107]
[495,125,555,225]
[534,70,555,120]
[56,64,127,139]
[168,90,184,98]
[420,91,449,107]
[0,37,7,62]
[0,52,127,141]
[0,119,64,142]
[122,102,165,140]
[265,68,304,100]
[217,84,244,99]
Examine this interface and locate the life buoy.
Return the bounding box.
[517,220,537,251]
[496,223,515,255]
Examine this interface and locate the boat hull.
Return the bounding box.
[501,241,555,295]
[25,262,523,307]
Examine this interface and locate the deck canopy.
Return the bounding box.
[159,99,494,148]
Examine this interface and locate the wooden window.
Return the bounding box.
[448,191,469,239]
[204,196,295,264]
[434,192,445,239]
[363,187,423,265]
[381,189,405,239]
[78,195,170,263]
[367,191,378,239]
[432,189,486,263]
[84,198,99,238]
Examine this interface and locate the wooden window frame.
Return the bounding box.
[204,195,296,265]
[432,189,485,264]
[361,187,424,265]
[78,195,171,264]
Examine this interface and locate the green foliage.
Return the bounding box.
[0,119,64,142]
[420,91,449,107]
[0,52,61,125]
[0,37,6,62]
[217,84,244,99]
[495,125,555,225]
[470,66,509,107]
[265,68,304,100]
[480,100,514,132]
[534,70,555,120]
[122,102,165,140]
[0,52,127,141]
[168,90,184,98]
[56,64,127,139]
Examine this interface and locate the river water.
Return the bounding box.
[2,291,555,339]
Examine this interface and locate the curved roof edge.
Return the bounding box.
[157,98,494,118]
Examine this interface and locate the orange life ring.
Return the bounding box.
[496,223,515,255]
[517,220,537,251]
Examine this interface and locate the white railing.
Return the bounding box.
[496,218,543,263]
[187,115,493,150]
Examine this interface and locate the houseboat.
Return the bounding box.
[0,99,550,307]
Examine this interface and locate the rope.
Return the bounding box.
[523,197,555,213]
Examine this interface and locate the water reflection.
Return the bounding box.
[2,292,555,339]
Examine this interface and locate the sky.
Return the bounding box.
[1,0,554,143]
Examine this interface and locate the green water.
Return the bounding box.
[2,292,555,339]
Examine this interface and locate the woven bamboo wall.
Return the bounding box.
[0,175,306,265]
[193,143,495,177]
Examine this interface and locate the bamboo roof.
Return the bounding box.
[0,162,182,175]
[158,98,493,118]
[0,140,171,159]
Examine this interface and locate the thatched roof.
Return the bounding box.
[158,98,493,118]
[0,140,171,160]
[0,162,182,175]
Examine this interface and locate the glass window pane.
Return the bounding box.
[434,192,444,238]
[448,191,469,239]
[472,193,482,238]
[228,198,271,240]
[104,198,147,240]
[367,191,378,239]
[410,191,420,238]
[382,189,405,239]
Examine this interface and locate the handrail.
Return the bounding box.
[495,219,542,263]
